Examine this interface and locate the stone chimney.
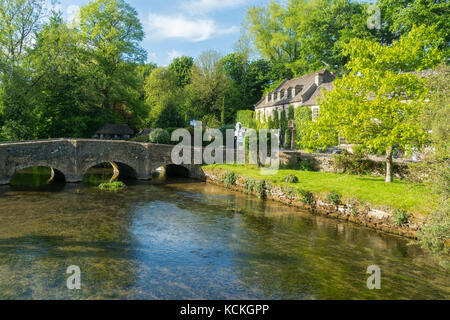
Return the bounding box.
[315,72,323,86]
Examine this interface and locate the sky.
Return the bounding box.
[55,0,269,66]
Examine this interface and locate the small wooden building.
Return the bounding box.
[92,124,134,140]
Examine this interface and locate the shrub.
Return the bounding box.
[149,128,170,144]
[99,181,126,191]
[298,159,316,171]
[417,201,449,268]
[255,180,267,199]
[298,189,315,206]
[392,209,409,226]
[284,174,299,183]
[333,153,384,176]
[243,177,256,194]
[225,172,237,188]
[327,191,342,205]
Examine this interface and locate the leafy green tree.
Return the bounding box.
[185,50,232,122]
[301,25,444,182]
[77,0,146,117]
[0,0,47,140]
[144,67,184,128]
[169,56,194,87]
[243,0,375,76]
[416,64,449,267]
[379,0,450,54]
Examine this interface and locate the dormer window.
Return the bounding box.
[295,85,303,96]
[280,90,285,99]
[287,87,293,98]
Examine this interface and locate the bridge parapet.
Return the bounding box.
[0,139,203,185]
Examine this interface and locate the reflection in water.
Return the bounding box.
[0,177,448,300]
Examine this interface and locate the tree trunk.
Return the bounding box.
[385,147,394,183]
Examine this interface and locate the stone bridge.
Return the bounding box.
[0,139,205,185]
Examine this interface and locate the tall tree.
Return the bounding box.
[185,50,232,123]
[77,0,146,118]
[301,25,444,182]
[169,56,194,87]
[0,0,47,140]
[243,0,375,76]
[144,67,184,128]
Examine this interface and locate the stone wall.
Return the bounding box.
[279,150,412,179]
[0,139,204,185]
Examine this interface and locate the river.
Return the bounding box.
[0,168,448,299]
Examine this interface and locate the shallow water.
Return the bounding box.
[0,177,448,299]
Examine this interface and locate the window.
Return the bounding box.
[295,85,303,96]
[312,107,320,121]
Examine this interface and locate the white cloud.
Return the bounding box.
[146,13,239,42]
[168,50,183,61]
[181,0,247,15]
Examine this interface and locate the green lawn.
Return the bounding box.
[203,164,437,216]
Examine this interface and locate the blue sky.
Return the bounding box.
[55,0,268,65]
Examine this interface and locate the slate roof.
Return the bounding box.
[255,69,336,109]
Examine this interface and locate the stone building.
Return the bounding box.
[254,69,335,122]
[92,124,134,140]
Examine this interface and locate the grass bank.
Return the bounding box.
[203,164,437,217]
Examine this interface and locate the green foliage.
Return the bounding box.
[284,174,299,183]
[287,105,295,121]
[149,128,170,144]
[302,25,444,182]
[243,177,256,194]
[417,201,449,268]
[185,50,233,123]
[144,67,184,128]
[392,209,409,226]
[0,0,148,140]
[327,191,342,205]
[225,172,237,188]
[243,0,375,76]
[169,56,194,87]
[255,180,267,199]
[236,110,256,129]
[333,153,384,176]
[298,159,316,172]
[416,64,450,267]
[294,107,313,150]
[298,189,315,206]
[99,181,126,191]
[205,164,438,216]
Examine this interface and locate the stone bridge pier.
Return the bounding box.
[0,139,204,185]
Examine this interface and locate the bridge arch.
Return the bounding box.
[82,161,138,181]
[9,165,66,186]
